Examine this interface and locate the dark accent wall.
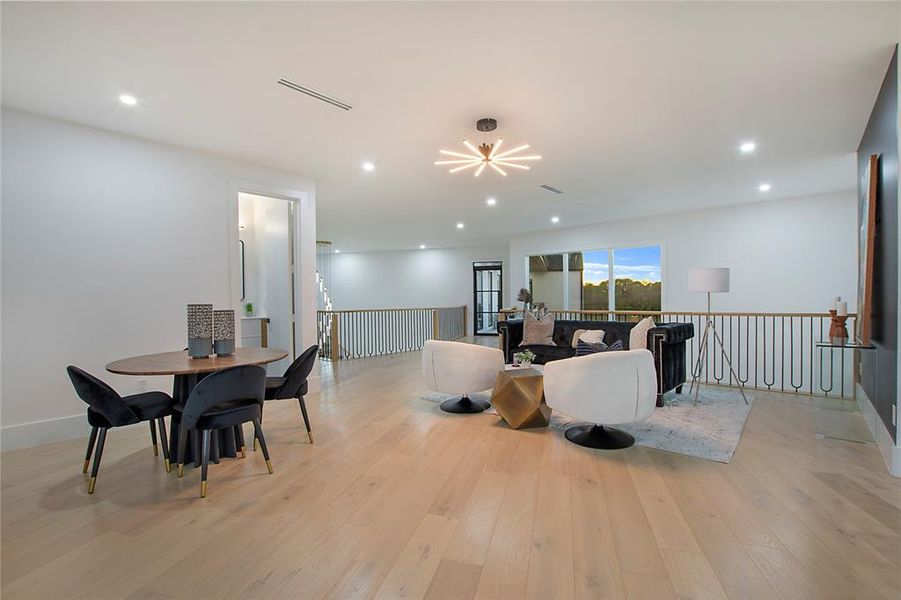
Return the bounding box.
[858,45,898,442]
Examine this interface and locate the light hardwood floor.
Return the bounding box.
[2,345,900,600]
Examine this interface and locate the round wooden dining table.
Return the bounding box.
[107,347,288,467]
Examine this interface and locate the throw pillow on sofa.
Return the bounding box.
[575,339,623,356]
[520,312,555,346]
[580,329,605,344]
[569,329,606,348]
[629,317,655,350]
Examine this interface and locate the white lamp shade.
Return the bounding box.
[688,268,730,293]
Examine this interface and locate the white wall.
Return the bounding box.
[1,108,317,450]
[509,191,858,313]
[330,242,509,334]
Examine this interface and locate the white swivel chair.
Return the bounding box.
[422,340,505,413]
[543,349,657,449]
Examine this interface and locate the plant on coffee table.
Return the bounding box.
[513,350,537,367]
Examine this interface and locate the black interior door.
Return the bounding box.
[473,262,502,336]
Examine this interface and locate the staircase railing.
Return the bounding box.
[318,306,467,360]
[499,309,859,398]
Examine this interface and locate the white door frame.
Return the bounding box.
[227,179,319,390]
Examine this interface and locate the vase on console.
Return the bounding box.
[828,298,849,342]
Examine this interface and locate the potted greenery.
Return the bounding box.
[513,349,537,368]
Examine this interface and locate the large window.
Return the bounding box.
[527,245,661,311]
[613,246,661,310]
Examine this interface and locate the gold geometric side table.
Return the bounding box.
[490,367,552,430]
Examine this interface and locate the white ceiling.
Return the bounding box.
[2,2,898,252]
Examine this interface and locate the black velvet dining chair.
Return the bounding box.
[174,364,271,498]
[261,344,319,444]
[66,366,175,494]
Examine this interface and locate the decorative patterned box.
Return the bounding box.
[213,309,236,356]
[187,304,213,358]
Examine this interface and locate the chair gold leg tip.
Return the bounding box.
[164,459,171,473]
[266,459,274,474]
[152,444,159,457]
[87,478,96,494]
[200,481,207,498]
[253,439,259,451]
[240,446,247,459]
[82,460,90,473]
[308,432,314,444]
[177,464,184,478]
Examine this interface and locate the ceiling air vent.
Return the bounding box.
[540,184,564,194]
[277,78,353,111]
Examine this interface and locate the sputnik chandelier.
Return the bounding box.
[434,117,541,177]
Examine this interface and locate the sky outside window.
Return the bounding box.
[583,250,609,284]
[614,246,661,282]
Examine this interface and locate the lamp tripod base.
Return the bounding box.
[688,315,748,406]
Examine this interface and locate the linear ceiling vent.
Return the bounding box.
[277,78,353,111]
[540,184,564,194]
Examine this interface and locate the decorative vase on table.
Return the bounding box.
[828,297,849,341]
[213,309,236,356]
[187,304,213,358]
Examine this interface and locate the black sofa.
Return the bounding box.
[497,318,694,407]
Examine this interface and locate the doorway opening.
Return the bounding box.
[473,261,503,336]
[238,192,297,375]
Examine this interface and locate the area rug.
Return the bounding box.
[421,388,753,463]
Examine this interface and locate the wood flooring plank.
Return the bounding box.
[473,472,539,600]
[442,470,509,566]
[621,571,678,600]
[524,474,575,599]
[424,560,483,600]
[373,513,460,600]
[660,549,730,600]
[625,448,703,553]
[567,446,626,600]
[651,452,781,600]
[597,451,667,577]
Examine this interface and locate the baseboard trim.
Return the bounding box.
[1,414,87,452]
[856,385,901,477]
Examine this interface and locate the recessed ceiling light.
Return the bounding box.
[739,141,756,154]
[119,94,137,106]
[334,249,341,253]
[758,183,771,192]
[362,162,375,172]
[456,222,465,229]
[551,216,560,224]
[419,244,426,249]
[486,197,497,206]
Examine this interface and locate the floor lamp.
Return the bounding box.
[687,267,748,405]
